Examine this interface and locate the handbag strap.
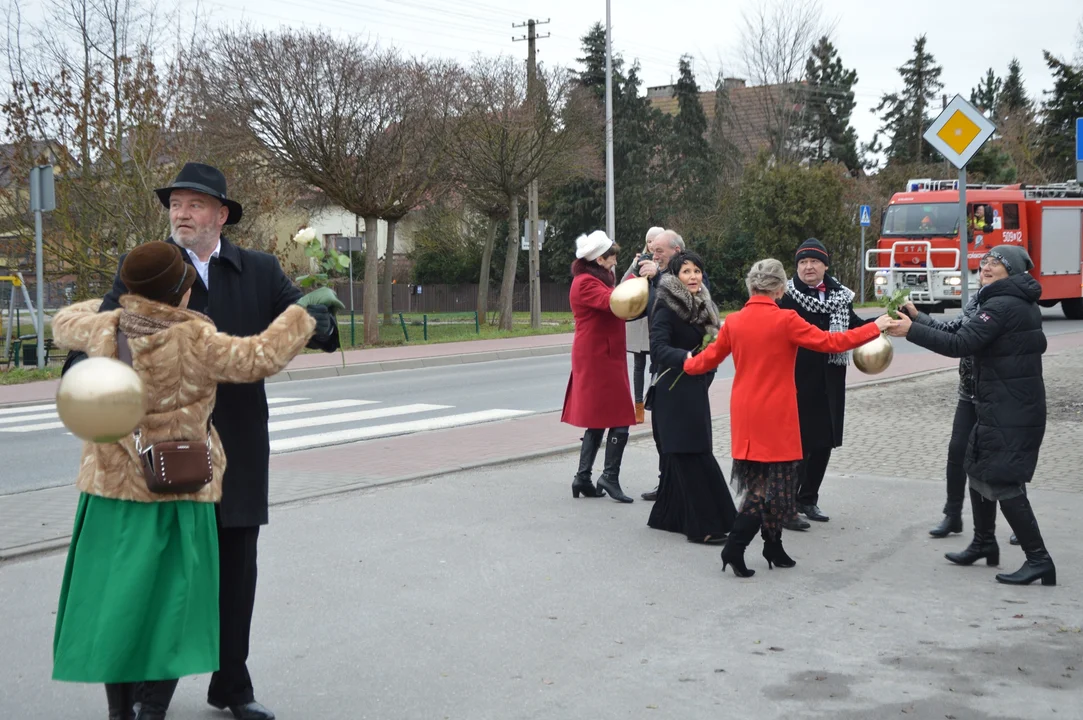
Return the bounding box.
[116,330,133,366]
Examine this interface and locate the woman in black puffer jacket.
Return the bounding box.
[889,245,1054,586]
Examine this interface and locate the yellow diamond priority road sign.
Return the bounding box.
[923,94,995,169]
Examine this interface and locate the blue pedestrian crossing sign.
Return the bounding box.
[859,205,872,227]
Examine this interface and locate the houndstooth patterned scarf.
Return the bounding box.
[785,278,854,366]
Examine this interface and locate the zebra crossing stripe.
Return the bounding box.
[266,404,450,433]
[269,409,530,453]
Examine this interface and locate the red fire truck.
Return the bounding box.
[866,179,1083,317]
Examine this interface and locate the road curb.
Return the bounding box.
[267,344,572,383]
[0,364,954,563]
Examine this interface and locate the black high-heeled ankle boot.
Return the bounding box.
[105,683,135,720]
[571,429,605,498]
[761,529,796,569]
[946,490,999,566]
[720,514,760,578]
[134,679,178,720]
[996,495,1056,586]
[595,430,633,503]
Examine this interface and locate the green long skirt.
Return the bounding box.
[52,493,220,683]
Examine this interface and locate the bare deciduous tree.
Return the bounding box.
[736,0,830,162]
[450,56,598,331]
[206,29,447,345]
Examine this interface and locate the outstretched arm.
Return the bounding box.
[684,322,731,375]
[201,305,316,384]
[787,311,881,352]
[52,301,110,353]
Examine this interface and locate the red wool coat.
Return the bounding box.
[561,262,636,429]
[684,296,879,462]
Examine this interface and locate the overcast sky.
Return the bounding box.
[192,0,1081,150]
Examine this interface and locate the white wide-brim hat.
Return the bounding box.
[575,230,614,261]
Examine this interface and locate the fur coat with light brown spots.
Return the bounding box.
[52,295,316,503]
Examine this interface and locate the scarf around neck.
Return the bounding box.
[656,272,721,336]
[785,277,855,366]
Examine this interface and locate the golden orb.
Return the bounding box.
[609,276,649,320]
[853,332,894,375]
[56,357,146,443]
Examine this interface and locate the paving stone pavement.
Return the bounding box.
[685,345,1083,495]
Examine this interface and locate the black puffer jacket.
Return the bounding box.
[906,273,1046,493]
[912,292,980,401]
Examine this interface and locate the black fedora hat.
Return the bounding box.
[154,162,243,225]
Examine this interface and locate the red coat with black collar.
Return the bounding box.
[561,260,636,429]
[683,296,879,462]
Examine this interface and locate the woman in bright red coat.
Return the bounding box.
[683,259,895,577]
[562,230,637,503]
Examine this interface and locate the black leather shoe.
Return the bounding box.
[783,517,810,531]
[800,504,830,522]
[1010,534,1019,546]
[209,699,276,720]
[641,486,659,501]
[929,513,963,538]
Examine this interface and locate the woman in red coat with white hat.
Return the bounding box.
[684,259,896,576]
[562,230,637,503]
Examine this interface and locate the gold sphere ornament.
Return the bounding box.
[609,276,649,320]
[56,357,146,443]
[852,332,894,375]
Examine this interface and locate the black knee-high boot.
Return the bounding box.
[596,429,633,503]
[996,494,1056,586]
[761,526,796,569]
[105,683,136,720]
[946,489,999,566]
[572,429,605,498]
[134,680,178,720]
[721,514,761,577]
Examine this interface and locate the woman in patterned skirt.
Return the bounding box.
[683,259,896,577]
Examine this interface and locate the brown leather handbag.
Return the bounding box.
[118,331,213,495]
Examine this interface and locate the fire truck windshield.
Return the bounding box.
[882,203,959,237]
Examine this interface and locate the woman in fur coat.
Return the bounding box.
[647,251,737,543]
[50,242,316,720]
[561,230,637,503]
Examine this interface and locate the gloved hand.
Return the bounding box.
[296,287,346,312]
[304,304,334,339]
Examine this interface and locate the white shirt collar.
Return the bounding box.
[185,239,221,265]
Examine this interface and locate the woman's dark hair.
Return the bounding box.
[667,250,705,276]
[599,242,621,260]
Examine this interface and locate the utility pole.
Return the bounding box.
[514,18,549,330]
[604,0,615,246]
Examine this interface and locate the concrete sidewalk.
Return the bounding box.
[2,413,1081,718]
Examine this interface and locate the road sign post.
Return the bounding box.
[858,204,871,302]
[28,165,55,369]
[922,95,995,308]
[1075,117,1082,182]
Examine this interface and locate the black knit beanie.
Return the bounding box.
[795,238,830,265]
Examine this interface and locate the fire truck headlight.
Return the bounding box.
[944,276,962,286]
[874,274,888,286]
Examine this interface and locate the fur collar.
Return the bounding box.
[656,272,720,335]
[118,294,212,326]
[571,258,616,288]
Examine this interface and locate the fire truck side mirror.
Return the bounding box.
[984,206,995,226]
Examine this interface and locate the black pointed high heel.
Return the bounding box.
[762,540,796,569]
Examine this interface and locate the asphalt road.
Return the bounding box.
[2,308,1080,496]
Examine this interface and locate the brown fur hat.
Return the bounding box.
[120,242,196,306]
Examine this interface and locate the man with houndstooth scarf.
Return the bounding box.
[778,238,875,529]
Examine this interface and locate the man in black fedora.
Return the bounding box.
[778,238,873,530]
[64,162,340,720]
